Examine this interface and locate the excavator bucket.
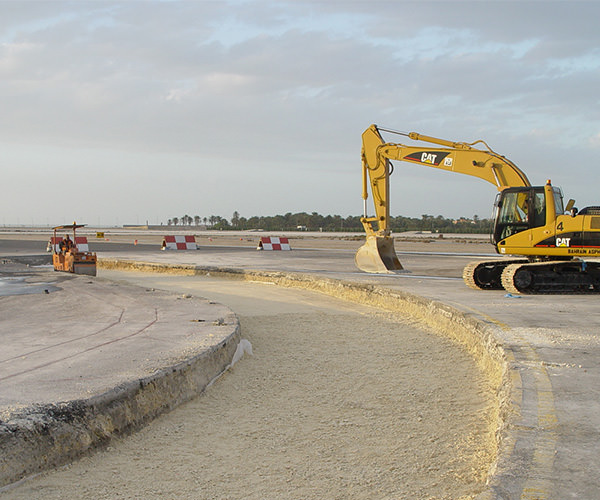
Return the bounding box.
[355,235,403,273]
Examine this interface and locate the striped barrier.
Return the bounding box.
[75,237,89,251]
[162,235,197,250]
[257,236,291,251]
[49,236,89,253]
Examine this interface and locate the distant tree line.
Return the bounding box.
[166,211,492,234]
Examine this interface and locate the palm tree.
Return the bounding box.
[232,211,240,228]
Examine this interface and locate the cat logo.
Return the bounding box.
[556,237,571,247]
[405,151,450,166]
[421,152,438,164]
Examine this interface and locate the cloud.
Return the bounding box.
[590,132,600,149]
[1,0,599,224]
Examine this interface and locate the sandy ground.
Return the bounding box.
[3,271,496,500]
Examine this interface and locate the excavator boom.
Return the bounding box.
[356,124,530,274]
[361,125,530,215]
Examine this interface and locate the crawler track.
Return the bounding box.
[501,260,600,294]
[464,258,600,294]
[462,259,526,290]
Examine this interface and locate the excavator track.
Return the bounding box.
[462,259,528,290]
[501,260,600,294]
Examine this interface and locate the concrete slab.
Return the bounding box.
[0,260,240,486]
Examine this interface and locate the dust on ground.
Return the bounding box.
[3,272,496,500]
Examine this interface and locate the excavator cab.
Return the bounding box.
[492,185,564,245]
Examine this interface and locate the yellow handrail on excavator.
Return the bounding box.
[356,124,531,273]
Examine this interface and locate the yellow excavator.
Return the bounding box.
[356,124,600,294]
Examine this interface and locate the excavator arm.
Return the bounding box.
[356,124,531,273]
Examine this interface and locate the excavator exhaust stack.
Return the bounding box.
[354,235,403,274]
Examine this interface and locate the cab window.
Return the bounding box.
[498,191,529,225]
[553,187,564,215]
[530,190,546,228]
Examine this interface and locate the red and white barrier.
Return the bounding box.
[257,236,291,251]
[163,235,197,250]
[75,236,89,251]
[50,236,89,252]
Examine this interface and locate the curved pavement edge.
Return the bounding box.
[0,283,241,489]
[97,258,517,498]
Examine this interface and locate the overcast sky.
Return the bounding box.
[2,0,599,226]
